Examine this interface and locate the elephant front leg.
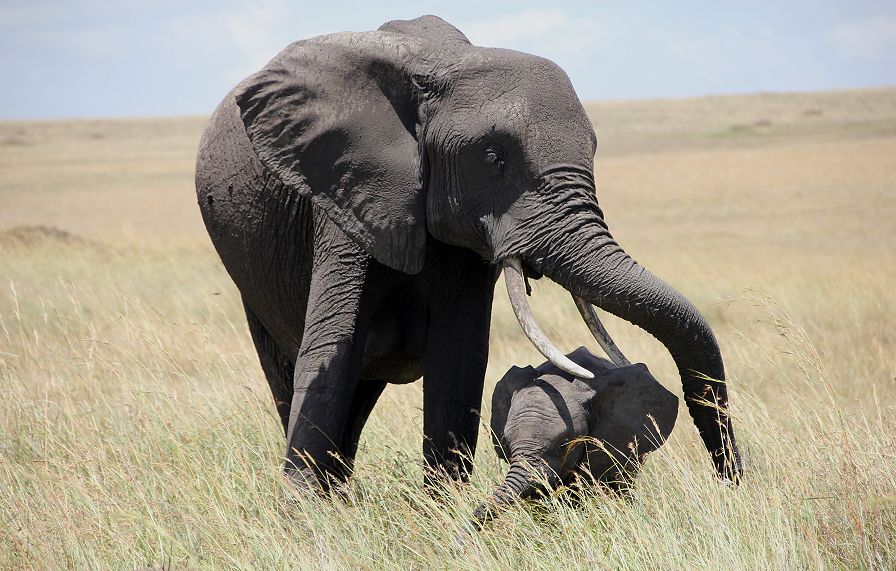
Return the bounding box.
[422,257,498,487]
[284,243,373,493]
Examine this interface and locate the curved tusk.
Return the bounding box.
[503,257,594,379]
[572,295,631,367]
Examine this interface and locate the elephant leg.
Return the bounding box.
[422,252,498,486]
[339,380,388,474]
[244,302,294,435]
[284,232,374,492]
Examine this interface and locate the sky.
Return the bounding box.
[1,0,894,119]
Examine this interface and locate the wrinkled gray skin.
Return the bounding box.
[195,15,741,492]
[473,348,678,526]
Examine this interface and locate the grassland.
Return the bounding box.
[1,87,895,569]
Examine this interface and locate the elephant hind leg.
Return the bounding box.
[245,302,294,435]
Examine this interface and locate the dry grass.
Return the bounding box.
[1,87,895,569]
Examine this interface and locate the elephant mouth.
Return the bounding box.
[520,260,543,281]
[502,256,630,378]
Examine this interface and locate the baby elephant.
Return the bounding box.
[473,347,678,525]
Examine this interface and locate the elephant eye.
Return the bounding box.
[484,145,505,171]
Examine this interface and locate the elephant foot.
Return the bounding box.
[422,466,467,504]
[283,461,352,498]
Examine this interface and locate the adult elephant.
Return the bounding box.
[195,15,742,491]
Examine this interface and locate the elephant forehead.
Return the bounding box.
[446,50,596,164]
[503,402,574,447]
[507,381,590,433]
[511,385,565,410]
[458,47,573,93]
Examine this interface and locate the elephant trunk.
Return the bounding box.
[514,171,742,481]
[470,462,536,529]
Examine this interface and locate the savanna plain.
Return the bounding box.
[1,88,895,569]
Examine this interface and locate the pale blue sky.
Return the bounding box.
[1,1,894,119]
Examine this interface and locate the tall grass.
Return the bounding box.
[1,237,893,569]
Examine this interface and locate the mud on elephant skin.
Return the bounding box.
[473,347,678,526]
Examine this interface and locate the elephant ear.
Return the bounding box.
[235,32,427,274]
[585,363,679,485]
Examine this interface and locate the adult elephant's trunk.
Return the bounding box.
[539,227,740,480]
[506,172,742,481]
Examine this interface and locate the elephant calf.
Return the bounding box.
[473,347,678,526]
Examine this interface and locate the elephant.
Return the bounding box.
[194,15,742,493]
[472,347,678,527]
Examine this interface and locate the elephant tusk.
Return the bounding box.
[572,295,631,367]
[503,257,594,379]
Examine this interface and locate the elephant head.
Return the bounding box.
[233,15,740,481]
[473,348,678,526]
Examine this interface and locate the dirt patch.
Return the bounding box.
[0,225,94,247]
